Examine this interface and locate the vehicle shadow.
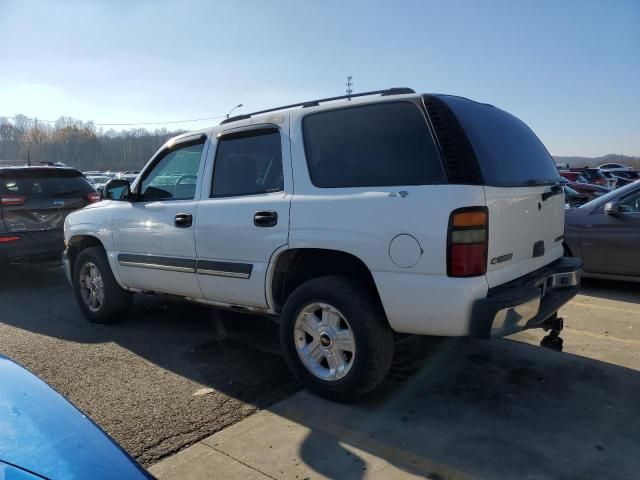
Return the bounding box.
[0,265,299,464]
[285,335,640,479]
[2,266,640,478]
[580,278,640,305]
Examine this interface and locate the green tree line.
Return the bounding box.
[0,115,182,171]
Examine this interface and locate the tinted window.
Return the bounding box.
[302,102,445,188]
[211,129,283,197]
[141,143,204,200]
[0,169,95,197]
[441,96,560,187]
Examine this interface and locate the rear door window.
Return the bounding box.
[441,96,560,187]
[211,128,284,197]
[302,102,445,188]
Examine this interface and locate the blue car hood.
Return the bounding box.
[0,355,151,479]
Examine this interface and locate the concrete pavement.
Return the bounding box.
[150,279,640,479]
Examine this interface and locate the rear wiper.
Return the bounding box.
[541,184,563,201]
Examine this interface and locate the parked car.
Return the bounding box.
[613,171,640,180]
[37,161,69,167]
[0,167,99,266]
[559,177,610,201]
[116,172,139,184]
[571,168,612,188]
[610,175,636,188]
[597,163,632,172]
[0,354,151,479]
[559,171,587,183]
[86,174,114,193]
[609,171,640,188]
[599,170,619,188]
[64,88,580,400]
[565,181,640,282]
[564,185,588,208]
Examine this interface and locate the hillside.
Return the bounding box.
[554,154,640,170]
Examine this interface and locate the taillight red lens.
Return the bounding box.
[450,244,487,276]
[85,192,101,203]
[0,195,26,205]
[0,235,21,243]
[448,208,488,277]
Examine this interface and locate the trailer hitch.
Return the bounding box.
[540,314,564,352]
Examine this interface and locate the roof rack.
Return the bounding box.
[220,87,416,125]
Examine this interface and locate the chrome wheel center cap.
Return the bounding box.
[319,333,332,348]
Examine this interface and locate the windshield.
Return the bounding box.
[579,181,640,208]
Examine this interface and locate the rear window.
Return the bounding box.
[302,102,446,188]
[441,96,560,187]
[0,169,95,197]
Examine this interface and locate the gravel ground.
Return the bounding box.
[0,264,299,466]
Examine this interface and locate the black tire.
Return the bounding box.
[72,246,132,323]
[280,276,394,402]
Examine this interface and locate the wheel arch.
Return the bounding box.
[268,248,384,315]
[67,235,106,276]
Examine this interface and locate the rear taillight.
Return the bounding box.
[85,192,101,203]
[0,235,21,243]
[447,207,488,277]
[0,195,26,205]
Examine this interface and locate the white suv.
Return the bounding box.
[63,88,581,401]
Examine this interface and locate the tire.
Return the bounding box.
[72,246,132,323]
[280,275,394,402]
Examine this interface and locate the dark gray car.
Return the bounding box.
[0,167,100,266]
[565,181,640,281]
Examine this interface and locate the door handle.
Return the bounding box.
[542,184,563,201]
[174,213,193,228]
[254,211,277,227]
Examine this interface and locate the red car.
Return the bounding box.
[559,171,587,183]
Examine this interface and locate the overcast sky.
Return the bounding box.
[0,0,638,156]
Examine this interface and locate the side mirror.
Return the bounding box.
[103,179,131,201]
[604,202,620,216]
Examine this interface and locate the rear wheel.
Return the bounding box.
[280,276,394,402]
[72,246,131,323]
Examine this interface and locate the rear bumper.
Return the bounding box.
[0,230,64,266]
[470,257,581,339]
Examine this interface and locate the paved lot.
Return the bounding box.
[152,279,640,480]
[1,264,640,478]
[0,265,299,466]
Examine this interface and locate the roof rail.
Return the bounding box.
[220,87,416,125]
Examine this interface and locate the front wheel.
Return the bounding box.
[280,276,394,402]
[72,246,132,323]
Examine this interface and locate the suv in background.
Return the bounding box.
[64,88,581,400]
[0,167,99,266]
